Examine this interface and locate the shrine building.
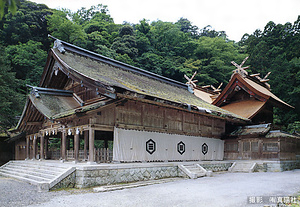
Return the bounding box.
[11,36,248,163]
[2,38,299,191]
[192,57,299,161]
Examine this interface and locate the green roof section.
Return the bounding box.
[54,47,248,121]
[29,93,81,120]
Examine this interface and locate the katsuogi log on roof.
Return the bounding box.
[212,58,294,123]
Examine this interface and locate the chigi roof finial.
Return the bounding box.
[231,56,249,77]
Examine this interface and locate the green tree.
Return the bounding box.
[175,17,199,37]
[199,25,227,39]
[71,4,113,25]
[5,40,47,85]
[0,0,52,48]
[0,46,24,132]
[111,25,138,59]
[188,36,247,85]
[47,10,86,44]
[240,17,300,126]
[0,0,19,19]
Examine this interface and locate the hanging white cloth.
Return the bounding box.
[113,127,224,162]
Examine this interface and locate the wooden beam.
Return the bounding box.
[250,73,260,77]
[260,79,270,83]
[90,124,114,132]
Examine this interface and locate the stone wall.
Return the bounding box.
[70,160,300,189]
[75,164,185,188]
[201,162,232,172]
[255,160,300,172]
[74,161,233,188]
[279,160,300,171]
[51,171,76,190]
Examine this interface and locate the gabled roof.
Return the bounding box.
[213,73,294,110]
[221,99,266,119]
[16,86,111,133]
[40,36,248,122]
[193,86,219,103]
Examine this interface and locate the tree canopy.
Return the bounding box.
[240,17,300,128]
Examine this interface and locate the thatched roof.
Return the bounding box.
[49,37,247,121]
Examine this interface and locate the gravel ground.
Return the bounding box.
[0,177,72,207]
[1,170,300,207]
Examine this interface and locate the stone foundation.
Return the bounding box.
[254,160,300,172]
[200,162,233,172]
[74,161,233,188]
[51,171,76,190]
[44,160,300,189]
[75,163,186,188]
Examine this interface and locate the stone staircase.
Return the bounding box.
[178,164,212,179]
[0,161,76,191]
[228,161,257,173]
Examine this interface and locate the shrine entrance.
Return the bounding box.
[94,130,113,163]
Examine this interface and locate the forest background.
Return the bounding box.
[0,0,299,134]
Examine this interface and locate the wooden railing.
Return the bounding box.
[94,148,113,163]
[48,148,112,163]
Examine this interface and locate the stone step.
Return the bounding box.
[196,172,206,177]
[0,171,46,186]
[185,167,199,170]
[0,161,76,191]
[0,168,51,182]
[10,162,68,171]
[3,166,57,180]
[230,162,257,173]
[5,164,63,176]
[178,164,210,179]
[235,164,253,167]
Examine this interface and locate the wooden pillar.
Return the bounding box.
[84,131,88,161]
[40,135,44,160]
[60,132,62,159]
[32,136,37,160]
[67,136,70,150]
[74,129,80,162]
[61,130,67,160]
[45,136,49,159]
[26,136,30,160]
[88,128,95,163]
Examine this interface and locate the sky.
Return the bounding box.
[31,0,300,42]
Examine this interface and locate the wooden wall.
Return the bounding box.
[62,79,225,139]
[14,139,34,160]
[15,140,26,160]
[93,100,226,138]
[224,137,300,160]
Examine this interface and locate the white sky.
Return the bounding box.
[32,0,300,42]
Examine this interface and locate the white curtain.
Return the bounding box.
[113,127,224,162]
